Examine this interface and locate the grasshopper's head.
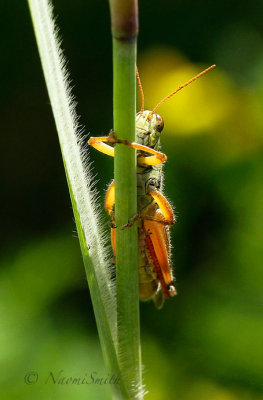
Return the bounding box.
[136,110,164,149]
[135,65,216,149]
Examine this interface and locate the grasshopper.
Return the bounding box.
[88,65,215,308]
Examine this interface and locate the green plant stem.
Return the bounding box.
[109,0,142,398]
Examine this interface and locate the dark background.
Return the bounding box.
[1,1,263,399]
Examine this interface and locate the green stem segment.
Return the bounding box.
[114,39,141,390]
[110,0,142,397]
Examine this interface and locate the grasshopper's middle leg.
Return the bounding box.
[122,189,175,229]
[105,180,115,216]
[105,181,117,256]
[147,189,175,225]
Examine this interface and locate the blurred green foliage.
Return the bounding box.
[1,0,263,399]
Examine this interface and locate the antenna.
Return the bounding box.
[150,64,216,116]
[136,66,145,114]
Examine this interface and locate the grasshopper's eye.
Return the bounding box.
[155,114,164,132]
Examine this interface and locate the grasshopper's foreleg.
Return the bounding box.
[126,142,167,166]
[88,132,167,165]
[88,130,119,157]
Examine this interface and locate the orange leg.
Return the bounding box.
[122,189,175,229]
[111,227,116,257]
[88,132,167,166]
[128,142,167,166]
[104,181,174,224]
[144,210,177,298]
[148,190,175,225]
[105,180,115,216]
[105,181,116,256]
[88,136,115,158]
